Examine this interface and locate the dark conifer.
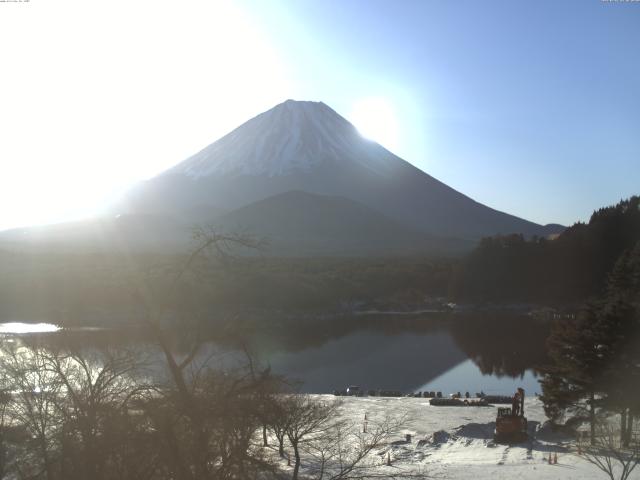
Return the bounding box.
[540,303,610,444]
[451,196,640,303]
[540,241,640,445]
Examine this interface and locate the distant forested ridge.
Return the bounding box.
[450,196,640,303]
[0,252,452,326]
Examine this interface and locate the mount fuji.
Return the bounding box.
[1,100,563,255]
[121,100,561,237]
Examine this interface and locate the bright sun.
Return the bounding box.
[350,97,400,152]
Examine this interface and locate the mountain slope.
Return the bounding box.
[0,214,192,252]
[122,100,562,239]
[0,191,470,256]
[212,190,471,256]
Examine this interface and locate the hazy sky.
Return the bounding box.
[1,0,638,231]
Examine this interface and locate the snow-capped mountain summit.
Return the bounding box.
[121,100,563,242]
[166,100,397,178]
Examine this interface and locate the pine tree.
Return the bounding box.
[540,241,640,445]
[600,242,640,446]
[540,304,610,444]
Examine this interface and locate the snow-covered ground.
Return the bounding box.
[274,395,635,479]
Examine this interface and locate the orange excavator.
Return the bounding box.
[494,387,528,443]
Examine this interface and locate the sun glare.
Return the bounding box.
[0,0,292,231]
[350,97,400,152]
[0,322,61,334]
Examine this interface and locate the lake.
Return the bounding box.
[0,312,550,396]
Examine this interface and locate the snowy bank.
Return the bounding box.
[270,396,632,479]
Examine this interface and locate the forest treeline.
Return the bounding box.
[1,196,638,326]
[450,196,640,303]
[0,251,451,325]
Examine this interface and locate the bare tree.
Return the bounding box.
[267,395,419,480]
[140,349,280,480]
[0,341,154,480]
[0,385,11,478]
[578,419,639,480]
[304,412,412,480]
[278,395,342,480]
[135,226,278,480]
[266,393,291,458]
[1,343,65,480]
[40,347,148,480]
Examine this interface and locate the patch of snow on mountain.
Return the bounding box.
[165,100,400,179]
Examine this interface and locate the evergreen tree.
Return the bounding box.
[452,196,640,302]
[540,304,610,444]
[600,242,640,446]
[540,241,640,444]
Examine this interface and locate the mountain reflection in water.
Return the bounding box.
[243,313,549,394]
[0,313,550,395]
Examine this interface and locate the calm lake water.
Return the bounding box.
[0,313,549,396]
